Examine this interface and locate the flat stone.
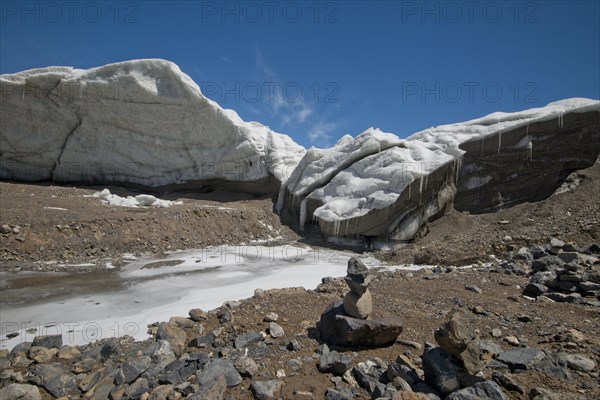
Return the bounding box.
[491,371,524,394]
[250,380,284,400]
[343,289,372,319]
[497,347,545,371]
[318,302,402,347]
[235,331,263,349]
[31,334,62,348]
[529,387,588,400]
[445,380,507,400]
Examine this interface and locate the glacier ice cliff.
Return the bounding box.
[1,59,599,241]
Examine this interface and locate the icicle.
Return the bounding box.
[528,141,533,162]
[299,198,308,231]
[408,182,411,199]
[424,174,429,191]
[497,131,502,155]
[275,184,286,214]
[526,124,529,135]
[558,113,564,129]
[419,176,424,196]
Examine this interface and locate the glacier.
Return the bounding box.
[1,59,599,242]
[0,59,305,193]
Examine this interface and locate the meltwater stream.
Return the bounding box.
[0,245,375,350]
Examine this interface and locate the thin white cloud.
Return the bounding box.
[307,121,339,148]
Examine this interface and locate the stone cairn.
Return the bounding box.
[343,257,373,319]
[318,257,403,347]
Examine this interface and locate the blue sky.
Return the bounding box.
[1,1,599,148]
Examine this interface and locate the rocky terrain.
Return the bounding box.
[1,163,600,399]
[0,238,598,400]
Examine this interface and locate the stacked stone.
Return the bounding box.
[343,258,373,319]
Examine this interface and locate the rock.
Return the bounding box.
[235,331,263,349]
[343,289,373,319]
[465,285,482,294]
[422,347,463,396]
[234,356,259,378]
[0,224,11,234]
[250,380,284,400]
[387,362,420,386]
[547,238,565,255]
[263,312,279,322]
[491,371,524,394]
[479,340,503,361]
[198,359,242,388]
[524,283,548,297]
[268,322,285,338]
[28,363,79,398]
[392,392,432,400]
[532,256,564,273]
[434,311,483,374]
[529,387,588,400]
[150,340,177,364]
[491,329,502,338]
[216,307,234,324]
[114,356,152,385]
[0,383,41,400]
[189,333,216,349]
[188,374,227,400]
[286,339,300,351]
[318,301,403,347]
[28,346,55,363]
[559,353,596,372]
[57,346,80,360]
[325,387,354,400]
[533,353,571,380]
[31,334,62,348]
[352,362,386,396]
[156,322,187,357]
[318,351,353,376]
[497,347,545,371]
[189,308,208,321]
[503,336,520,346]
[445,380,507,400]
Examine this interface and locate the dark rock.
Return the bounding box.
[28,363,79,398]
[497,347,545,372]
[0,383,41,400]
[533,353,571,379]
[386,362,420,386]
[100,341,120,360]
[250,379,284,400]
[325,387,354,400]
[422,347,462,396]
[445,380,507,400]
[587,244,600,254]
[235,331,263,349]
[318,351,352,376]
[286,339,300,351]
[529,245,546,259]
[318,301,402,347]
[524,283,548,297]
[352,365,385,396]
[532,256,564,272]
[188,374,227,400]
[198,359,242,388]
[114,356,152,385]
[547,238,565,255]
[491,371,524,394]
[189,332,217,349]
[31,334,62,348]
[124,377,150,399]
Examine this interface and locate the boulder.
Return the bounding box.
[156,322,187,356]
[250,380,284,400]
[197,359,242,388]
[28,363,79,398]
[318,302,403,347]
[31,335,62,348]
[497,347,545,371]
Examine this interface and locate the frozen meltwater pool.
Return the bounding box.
[0,244,389,349]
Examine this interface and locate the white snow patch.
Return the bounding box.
[92,189,182,208]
